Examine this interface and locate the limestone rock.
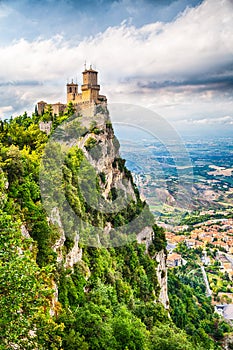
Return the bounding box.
[156,250,169,309]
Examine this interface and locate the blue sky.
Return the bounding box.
[0,0,233,135]
[0,0,202,43]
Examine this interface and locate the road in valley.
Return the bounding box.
[201,265,212,297]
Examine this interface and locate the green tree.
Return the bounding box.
[150,324,206,350]
[65,101,75,117]
[0,211,63,349]
[42,104,53,122]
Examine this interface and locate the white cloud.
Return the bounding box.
[184,115,233,125]
[0,0,232,118]
[0,105,13,117]
[1,0,232,81]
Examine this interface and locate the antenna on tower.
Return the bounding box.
[84,60,87,70]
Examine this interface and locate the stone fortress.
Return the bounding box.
[37,65,107,116]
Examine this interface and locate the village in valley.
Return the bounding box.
[163,217,233,323]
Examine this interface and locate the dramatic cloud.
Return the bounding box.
[0,0,232,125]
[1,0,233,80]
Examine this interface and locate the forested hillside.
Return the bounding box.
[0,106,227,349]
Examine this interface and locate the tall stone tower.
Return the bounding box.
[66,66,107,106]
[81,67,100,102]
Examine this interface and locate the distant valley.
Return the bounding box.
[118,136,233,226]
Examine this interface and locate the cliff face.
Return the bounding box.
[43,105,168,309]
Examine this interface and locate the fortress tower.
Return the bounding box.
[81,67,100,102]
[66,80,78,102]
[67,66,107,106]
[37,66,107,117]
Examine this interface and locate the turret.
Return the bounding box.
[67,80,78,103]
[81,66,100,102]
[37,101,47,115]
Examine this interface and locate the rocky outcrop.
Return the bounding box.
[50,207,67,263]
[50,207,83,266]
[137,226,168,309]
[76,111,136,203]
[64,234,82,269]
[156,250,169,309]
[222,334,233,350]
[49,281,59,317]
[47,106,168,309]
[136,226,153,251]
[21,224,31,239]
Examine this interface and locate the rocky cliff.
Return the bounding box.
[41,105,169,309]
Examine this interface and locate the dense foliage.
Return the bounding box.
[169,244,233,349]
[0,109,229,349]
[0,170,63,349]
